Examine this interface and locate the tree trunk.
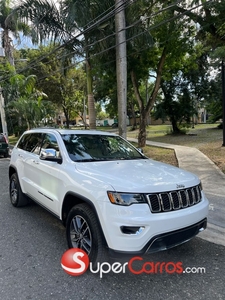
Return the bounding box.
[115,0,127,138]
[86,57,96,130]
[146,46,167,112]
[62,106,69,128]
[171,118,180,134]
[3,29,14,66]
[129,102,137,130]
[0,90,8,139]
[131,47,167,147]
[1,29,13,139]
[87,93,96,129]
[131,70,147,147]
[138,111,147,147]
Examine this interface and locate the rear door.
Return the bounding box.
[16,132,44,199]
[26,133,63,216]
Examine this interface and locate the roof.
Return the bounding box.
[25,128,117,136]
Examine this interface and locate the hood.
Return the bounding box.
[75,159,199,193]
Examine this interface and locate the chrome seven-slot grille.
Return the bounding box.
[147,184,202,213]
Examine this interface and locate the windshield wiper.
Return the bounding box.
[115,156,146,160]
[76,156,146,162]
[76,158,103,162]
[75,158,99,162]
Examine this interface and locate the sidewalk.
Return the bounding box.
[128,138,225,247]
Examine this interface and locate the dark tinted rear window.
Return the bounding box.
[17,133,43,153]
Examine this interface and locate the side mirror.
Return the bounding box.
[40,148,62,164]
[137,148,143,153]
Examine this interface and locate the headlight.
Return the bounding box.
[107,192,146,206]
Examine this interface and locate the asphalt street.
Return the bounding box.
[0,158,224,300]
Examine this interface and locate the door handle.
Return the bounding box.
[33,160,39,164]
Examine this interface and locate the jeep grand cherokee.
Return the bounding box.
[9,128,209,265]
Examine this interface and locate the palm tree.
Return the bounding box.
[0,0,30,65]
[7,73,52,130]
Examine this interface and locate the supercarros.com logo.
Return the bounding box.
[61,248,206,278]
[61,248,90,276]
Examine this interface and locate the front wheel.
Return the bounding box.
[66,203,108,267]
[9,173,29,207]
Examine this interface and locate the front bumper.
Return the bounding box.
[97,191,209,254]
[109,218,207,257]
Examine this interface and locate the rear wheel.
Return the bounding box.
[9,173,29,207]
[66,203,108,267]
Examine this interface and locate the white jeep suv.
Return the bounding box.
[9,128,209,265]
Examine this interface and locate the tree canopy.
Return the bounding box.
[1,0,225,145]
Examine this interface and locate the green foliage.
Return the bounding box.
[8,0,65,44]
[94,102,109,120]
[16,46,87,127]
[5,72,55,132]
[204,72,222,122]
[3,0,225,137]
[153,42,211,133]
[0,0,30,66]
[153,94,196,134]
[7,98,55,131]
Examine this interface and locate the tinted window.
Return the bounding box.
[41,134,59,150]
[17,133,43,153]
[41,133,61,157]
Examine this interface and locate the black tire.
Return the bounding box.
[9,173,29,207]
[66,203,108,267]
[4,151,8,158]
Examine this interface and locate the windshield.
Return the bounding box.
[61,134,145,162]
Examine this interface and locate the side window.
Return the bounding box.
[41,133,61,157]
[31,134,43,154]
[17,134,32,151]
[17,133,43,154]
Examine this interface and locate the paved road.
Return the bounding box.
[0,158,224,300]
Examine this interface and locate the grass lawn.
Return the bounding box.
[130,142,178,167]
[127,123,225,173]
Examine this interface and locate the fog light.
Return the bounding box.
[120,226,145,235]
